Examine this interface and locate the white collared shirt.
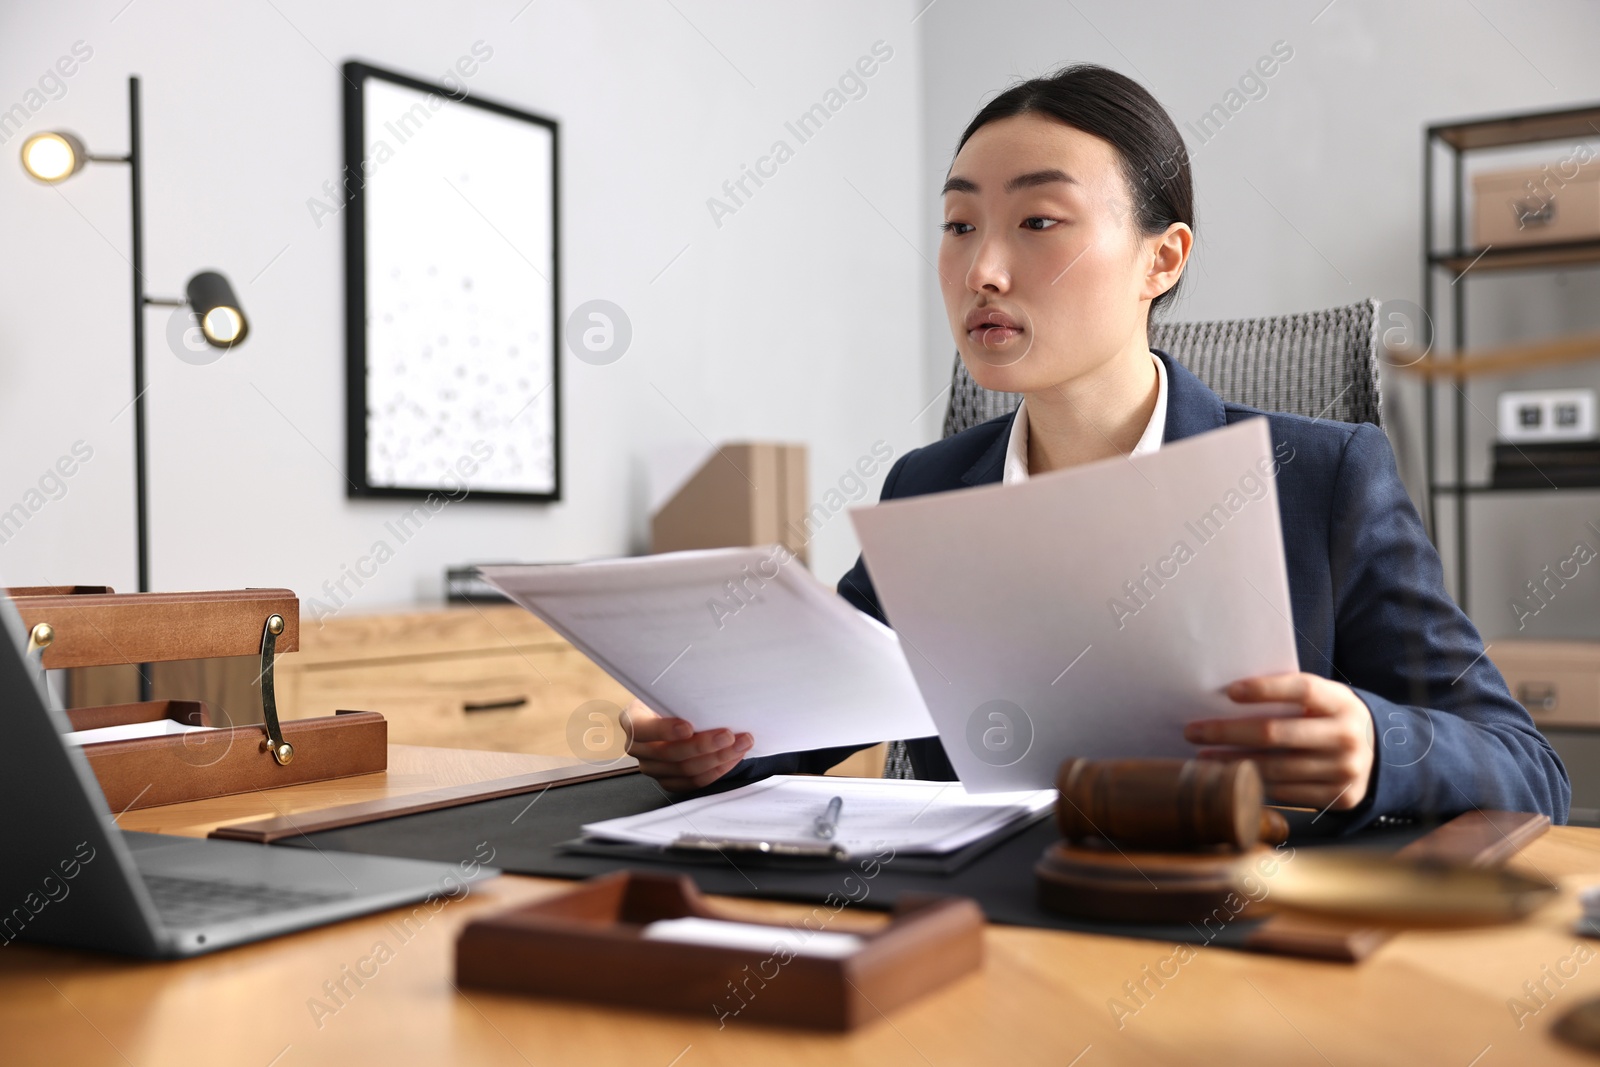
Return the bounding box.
[1001,352,1168,484]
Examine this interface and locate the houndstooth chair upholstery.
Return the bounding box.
[941,298,1382,438]
[881,298,1382,780]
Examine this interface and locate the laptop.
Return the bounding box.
[0,595,498,958]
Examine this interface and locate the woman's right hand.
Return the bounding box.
[622,699,753,791]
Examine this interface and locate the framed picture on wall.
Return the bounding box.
[342,60,560,501]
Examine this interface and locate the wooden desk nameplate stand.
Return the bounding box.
[456,870,984,1031]
[7,586,387,811]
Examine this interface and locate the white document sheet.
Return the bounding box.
[582,775,1056,858]
[642,917,864,959]
[63,719,214,747]
[478,551,936,758]
[848,418,1300,792]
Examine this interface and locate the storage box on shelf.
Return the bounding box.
[1472,163,1600,248]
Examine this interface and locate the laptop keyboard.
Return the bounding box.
[141,874,355,927]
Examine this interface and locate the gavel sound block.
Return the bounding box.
[1036,757,1290,924]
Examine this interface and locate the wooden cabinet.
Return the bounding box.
[273,605,632,759]
[1490,640,1600,727]
[276,603,885,774]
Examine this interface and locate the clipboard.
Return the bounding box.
[557,804,1055,875]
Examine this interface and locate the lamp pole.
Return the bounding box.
[128,75,149,595]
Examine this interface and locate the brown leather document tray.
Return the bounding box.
[66,700,387,812]
[456,870,983,1030]
[10,586,387,811]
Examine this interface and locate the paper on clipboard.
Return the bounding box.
[848,417,1300,792]
[478,550,936,758]
[581,775,1056,859]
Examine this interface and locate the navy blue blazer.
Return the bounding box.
[724,349,1569,832]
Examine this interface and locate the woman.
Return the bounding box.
[624,64,1569,831]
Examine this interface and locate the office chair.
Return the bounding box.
[882,298,1383,779]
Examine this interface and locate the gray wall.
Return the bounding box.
[0,1,929,611]
[916,0,1600,640]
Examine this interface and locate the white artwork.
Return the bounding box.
[1496,388,1598,443]
[353,69,558,498]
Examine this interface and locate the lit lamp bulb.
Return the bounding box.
[185,271,249,349]
[202,306,244,345]
[20,131,87,183]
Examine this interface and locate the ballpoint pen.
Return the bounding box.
[814,795,844,839]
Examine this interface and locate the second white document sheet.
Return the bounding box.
[849,418,1301,792]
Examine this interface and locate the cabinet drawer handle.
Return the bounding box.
[462,697,529,713]
[1516,681,1557,712]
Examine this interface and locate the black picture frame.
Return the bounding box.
[342,59,561,503]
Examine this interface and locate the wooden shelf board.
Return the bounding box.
[1390,331,1600,379]
[1430,103,1600,151]
[1431,482,1600,494]
[1431,239,1600,274]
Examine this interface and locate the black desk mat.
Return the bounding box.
[279,772,1430,949]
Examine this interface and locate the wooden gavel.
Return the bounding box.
[1055,757,1290,851]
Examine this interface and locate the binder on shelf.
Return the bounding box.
[1490,439,1600,489]
[7,586,387,811]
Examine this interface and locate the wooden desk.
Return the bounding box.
[7,745,1600,1066]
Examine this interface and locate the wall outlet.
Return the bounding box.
[1497,388,1597,442]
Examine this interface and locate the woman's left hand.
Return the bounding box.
[1183,672,1376,811]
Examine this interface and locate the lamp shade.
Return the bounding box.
[19,131,87,183]
[185,270,249,348]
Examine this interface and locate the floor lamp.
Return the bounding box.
[19,75,250,597]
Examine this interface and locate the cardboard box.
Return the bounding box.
[1472,164,1600,247]
[650,442,809,563]
[1489,640,1600,727]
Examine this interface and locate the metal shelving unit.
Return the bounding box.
[1422,101,1600,614]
